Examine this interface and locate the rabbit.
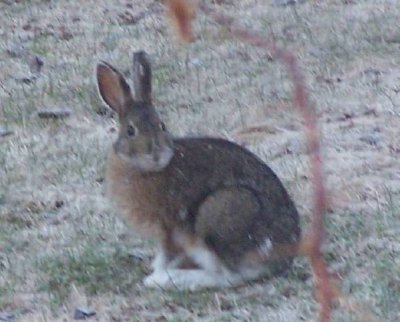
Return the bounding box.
[96,50,301,290]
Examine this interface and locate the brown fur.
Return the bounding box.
[107,137,300,271]
[97,51,301,287]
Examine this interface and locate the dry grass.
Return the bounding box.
[1,0,400,321]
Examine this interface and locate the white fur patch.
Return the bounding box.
[151,249,168,272]
[186,244,223,272]
[258,237,273,256]
[152,248,186,272]
[143,269,241,290]
[178,208,187,220]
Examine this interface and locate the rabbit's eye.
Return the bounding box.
[160,122,167,131]
[127,125,137,137]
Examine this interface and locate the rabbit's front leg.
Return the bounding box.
[145,246,188,289]
[146,245,182,289]
[151,247,168,272]
[151,247,186,272]
[151,229,192,272]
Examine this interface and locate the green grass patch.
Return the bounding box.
[0,282,16,310]
[37,244,148,303]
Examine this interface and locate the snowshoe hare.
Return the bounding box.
[96,51,301,290]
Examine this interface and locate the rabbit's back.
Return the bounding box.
[168,137,297,224]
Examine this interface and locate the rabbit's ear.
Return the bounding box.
[96,61,132,116]
[132,51,152,103]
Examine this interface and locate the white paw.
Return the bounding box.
[143,270,200,290]
[143,271,172,289]
[144,269,228,291]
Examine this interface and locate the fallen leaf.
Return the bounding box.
[36,108,72,119]
[54,200,64,209]
[73,307,96,320]
[273,0,306,6]
[0,126,14,137]
[28,56,44,73]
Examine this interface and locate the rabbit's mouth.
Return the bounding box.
[116,147,174,172]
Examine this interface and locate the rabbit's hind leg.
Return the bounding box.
[145,232,242,290]
[194,186,263,272]
[151,229,198,272]
[194,187,294,283]
[172,231,226,272]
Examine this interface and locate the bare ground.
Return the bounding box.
[0,0,399,321]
